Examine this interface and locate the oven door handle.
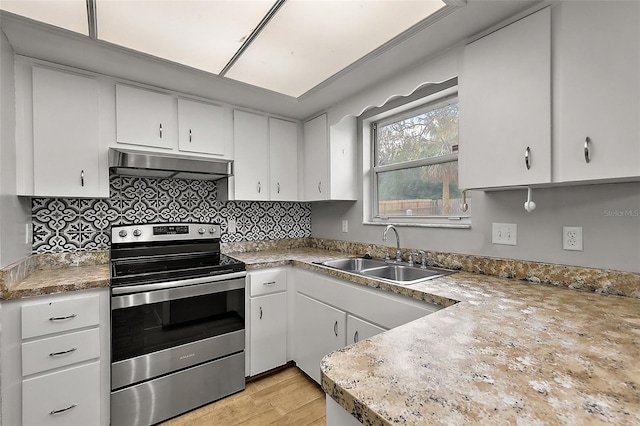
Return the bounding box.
[112,272,246,310]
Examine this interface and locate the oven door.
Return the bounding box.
[111,273,246,390]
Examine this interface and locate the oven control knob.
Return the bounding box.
[209,228,216,235]
[118,230,128,238]
[198,228,205,235]
[133,229,142,237]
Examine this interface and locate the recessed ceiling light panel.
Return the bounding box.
[95,0,275,74]
[225,0,446,97]
[0,0,89,35]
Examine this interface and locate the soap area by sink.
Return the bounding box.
[319,257,455,285]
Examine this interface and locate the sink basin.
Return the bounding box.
[320,257,454,285]
[321,258,387,271]
[361,265,450,285]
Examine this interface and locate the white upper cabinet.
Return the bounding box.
[115,84,176,149]
[177,98,225,156]
[459,7,551,189]
[552,1,640,183]
[29,67,108,198]
[233,110,270,200]
[303,114,329,201]
[269,118,298,201]
[303,114,357,201]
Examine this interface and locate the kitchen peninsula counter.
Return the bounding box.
[232,248,640,425]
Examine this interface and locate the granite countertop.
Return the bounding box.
[2,247,638,424]
[232,248,640,425]
[1,264,110,300]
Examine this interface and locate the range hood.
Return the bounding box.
[109,148,233,182]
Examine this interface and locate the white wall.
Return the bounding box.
[0,28,31,268]
[312,46,640,274]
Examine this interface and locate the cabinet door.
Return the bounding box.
[250,292,287,376]
[269,118,299,201]
[22,361,100,426]
[31,67,102,198]
[233,110,269,200]
[553,1,640,182]
[178,98,225,156]
[294,292,346,384]
[303,114,329,201]
[346,315,386,346]
[116,84,175,149]
[460,8,551,188]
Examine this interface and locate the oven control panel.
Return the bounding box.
[112,223,221,243]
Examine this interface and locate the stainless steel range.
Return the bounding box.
[109,223,246,426]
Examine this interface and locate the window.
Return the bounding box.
[370,92,470,225]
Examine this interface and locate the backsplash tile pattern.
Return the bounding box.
[32,175,311,254]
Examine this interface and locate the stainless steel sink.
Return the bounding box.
[361,265,450,285]
[321,258,387,271]
[320,258,454,285]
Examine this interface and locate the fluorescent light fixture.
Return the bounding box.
[0,0,89,35]
[225,0,447,97]
[95,0,275,74]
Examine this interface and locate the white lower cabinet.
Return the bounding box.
[248,268,288,376]
[292,268,442,385]
[23,361,100,426]
[0,289,109,426]
[250,293,287,376]
[294,293,347,383]
[346,314,385,346]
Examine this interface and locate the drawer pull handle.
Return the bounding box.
[259,307,263,320]
[525,146,531,170]
[50,404,77,415]
[49,347,77,357]
[262,281,277,286]
[159,123,163,138]
[354,331,359,343]
[334,321,338,336]
[49,314,77,321]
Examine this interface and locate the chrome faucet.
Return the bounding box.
[382,225,402,262]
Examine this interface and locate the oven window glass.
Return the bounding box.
[112,287,244,363]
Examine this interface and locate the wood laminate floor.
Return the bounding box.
[162,367,326,426]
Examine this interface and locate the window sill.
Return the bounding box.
[363,221,471,230]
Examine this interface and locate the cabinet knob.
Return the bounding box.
[524,146,531,170]
[584,137,591,164]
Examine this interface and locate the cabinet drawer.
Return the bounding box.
[22,294,100,339]
[23,361,100,426]
[22,328,100,376]
[249,269,287,296]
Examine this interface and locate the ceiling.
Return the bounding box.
[0,1,539,120]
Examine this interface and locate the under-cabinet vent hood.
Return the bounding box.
[109,148,233,182]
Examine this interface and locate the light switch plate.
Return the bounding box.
[227,219,236,234]
[492,223,517,246]
[341,220,348,233]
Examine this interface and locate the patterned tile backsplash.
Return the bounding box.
[32,175,311,254]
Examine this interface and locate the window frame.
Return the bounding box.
[362,81,470,228]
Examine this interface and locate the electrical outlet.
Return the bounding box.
[492,223,517,246]
[227,219,236,234]
[563,226,583,251]
[341,219,348,233]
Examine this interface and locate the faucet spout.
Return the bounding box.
[382,225,402,262]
